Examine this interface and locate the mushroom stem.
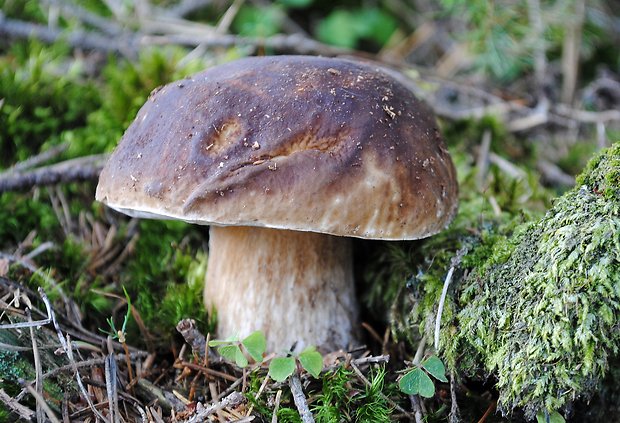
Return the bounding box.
[205,225,358,352]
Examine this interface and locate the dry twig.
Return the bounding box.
[182,391,245,423]
[24,384,61,423]
[289,373,314,423]
[27,309,44,423]
[0,388,35,421]
[0,154,107,194]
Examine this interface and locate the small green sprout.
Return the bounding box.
[208,331,323,381]
[398,355,448,398]
[536,410,566,423]
[99,287,132,342]
[268,346,324,382]
[208,330,267,368]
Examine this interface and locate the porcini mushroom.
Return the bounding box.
[96,56,458,352]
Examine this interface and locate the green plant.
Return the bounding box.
[100,286,132,341]
[209,329,323,381]
[312,366,354,422]
[0,40,101,167]
[268,346,323,382]
[439,0,611,81]
[208,330,267,368]
[536,410,566,423]
[454,143,620,418]
[398,355,448,398]
[354,366,393,423]
[316,8,397,49]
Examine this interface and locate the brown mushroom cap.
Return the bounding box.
[96,55,458,240]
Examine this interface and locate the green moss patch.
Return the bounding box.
[455,143,620,417]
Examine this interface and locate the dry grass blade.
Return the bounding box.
[0,286,52,329]
[27,309,44,422]
[105,354,120,423]
[271,389,282,423]
[0,251,82,327]
[24,385,61,423]
[43,287,110,423]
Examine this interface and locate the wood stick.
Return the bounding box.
[0,154,108,193]
[182,391,245,423]
[0,389,35,421]
[288,374,314,423]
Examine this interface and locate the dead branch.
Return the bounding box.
[176,318,219,362]
[0,12,138,56]
[46,0,125,36]
[0,287,52,329]
[0,389,35,421]
[142,32,351,56]
[537,160,576,187]
[182,391,245,423]
[0,154,108,193]
[0,10,351,58]
[0,276,145,355]
[10,144,68,173]
[555,104,620,123]
[289,374,314,423]
[136,379,186,413]
[0,250,82,327]
[24,384,61,423]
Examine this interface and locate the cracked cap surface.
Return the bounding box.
[96,55,458,240]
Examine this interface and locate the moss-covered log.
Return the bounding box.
[453,143,619,418]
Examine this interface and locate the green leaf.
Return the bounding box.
[233,5,282,37]
[242,331,266,362]
[298,346,323,378]
[398,368,435,398]
[536,410,566,423]
[268,357,296,382]
[208,340,232,347]
[209,334,238,347]
[354,8,397,45]
[316,10,359,48]
[421,356,448,383]
[217,345,241,362]
[235,347,249,368]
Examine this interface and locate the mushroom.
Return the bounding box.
[95,55,458,352]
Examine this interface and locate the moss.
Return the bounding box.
[575,142,620,201]
[0,350,29,392]
[121,219,212,343]
[361,149,548,361]
[0,344,67,407]
[352,366,393,422]
[454,143,620,417]
[0,40,101,167]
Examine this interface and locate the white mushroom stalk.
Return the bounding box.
[206,226,357,352]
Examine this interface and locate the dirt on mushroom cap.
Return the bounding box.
[96,55,458,240]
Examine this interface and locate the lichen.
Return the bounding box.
[455,142,620,417]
